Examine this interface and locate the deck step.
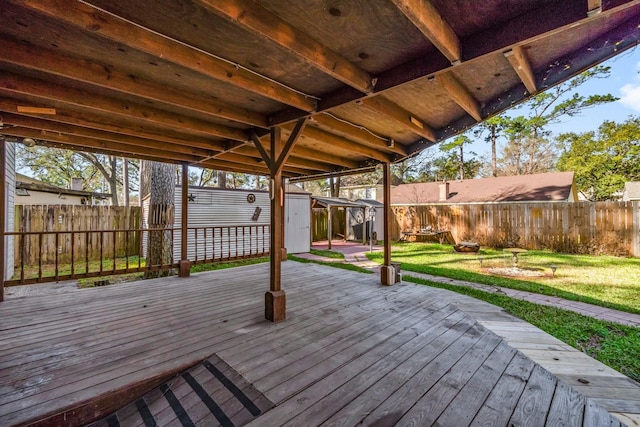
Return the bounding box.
[88,354,273,427]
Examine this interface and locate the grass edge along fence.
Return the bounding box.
[392,201,640,256]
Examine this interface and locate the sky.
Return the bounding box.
[464,44,640,158]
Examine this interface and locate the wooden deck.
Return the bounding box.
[1,262,639,426]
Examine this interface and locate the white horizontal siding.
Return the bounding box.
[5,142,15,280]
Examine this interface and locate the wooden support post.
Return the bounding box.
[266,127,286,322]
[380,162,394,285]
[178,163,191,277]
[0,140,5,301]
[327,206,332,250]
[252,119,308,322]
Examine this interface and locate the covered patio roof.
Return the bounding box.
[1,0,639,176]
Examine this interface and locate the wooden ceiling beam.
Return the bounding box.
[433,72,482,121]
[504,46,537,94]
[198,153,316,176]
[3,127,202,163]
[284,0,632,127]
[0,97,227,152]
[14,0,317,112]
[216,150,335,173]
[284,124,394,163]
[1,113,219,158]
[312,114,408,156]
[232,144,360,169]
[0,72,246,143]
[359,97,436,142]
[198,0,375,93]
[0,38,267,128]
[391,0,461,64]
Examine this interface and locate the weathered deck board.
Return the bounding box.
[0,262,637,426]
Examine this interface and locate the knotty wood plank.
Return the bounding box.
[469,352,536,426]
[397,338,514,426]
[255,301,450,403]
[546,380,586,426]
[583,398,618,427]
[287,309,471,426]
[246,309,473,426]
[339,325,497,426]
[239,295,447,382]
[434,341,518,426]
[509,365,557,426]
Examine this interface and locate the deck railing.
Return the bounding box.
[5,224,270,286]
[187,224,270,265]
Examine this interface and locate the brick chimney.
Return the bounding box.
[439,182,450,201]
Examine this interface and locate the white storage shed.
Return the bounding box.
[142,184,311,262]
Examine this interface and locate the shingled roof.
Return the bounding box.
[390,172,577,204]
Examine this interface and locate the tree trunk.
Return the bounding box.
[141,161,175,278]
[459,145,464,180]
[122,157,129,207]
[108,156,119,206]
[491,124,498,177]
[217,170,227,188]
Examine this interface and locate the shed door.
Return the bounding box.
[285,196,310,254]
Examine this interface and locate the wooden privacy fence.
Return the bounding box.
[311,208,346,241]
[14,205,142,264]
[392,201,640,256]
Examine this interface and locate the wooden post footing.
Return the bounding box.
[178,260,191,277]
[265,290,286,322]
[380,265,395,286]
[281,247,287,260]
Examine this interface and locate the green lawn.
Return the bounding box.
[367,243,640,315]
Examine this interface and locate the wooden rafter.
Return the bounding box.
[504,46,537,94]
[391,0,461,64]
[0,72,247,142]
[312,114,408,156]
[360,97,436,142]
[198,0,374,93]
[3,127,203,163]
[290,0,636,127]
[14,0,317,112]
[217,145,336,172]
[297,125,394,163]
[0,98,227,152]
[1,113,219,158]
[0,38,267,128]
[231,144,360,169]
[434,72,482,121]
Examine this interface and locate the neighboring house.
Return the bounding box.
[389,172,578,205]
[4,142,15,280]
[622,182,640,201]
[15,173,111,205]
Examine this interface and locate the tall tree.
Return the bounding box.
[439,135,474,180]
[475,65,617,177]
[497,115,558,175]
[557,117,640,201]
[16,144,138,206]
[473,116,510,177]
